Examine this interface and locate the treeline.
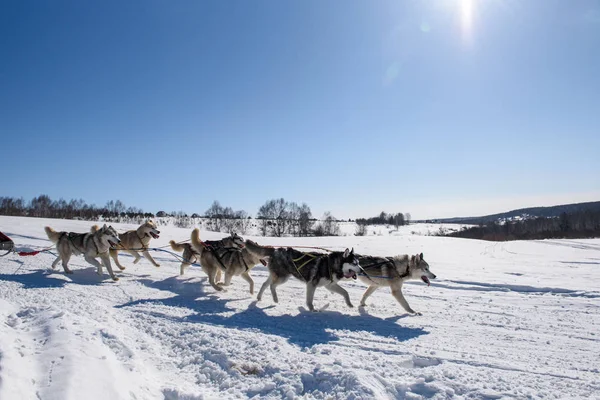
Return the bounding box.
[447,210,600,241]
[205,198,339,237]
[1,194,412,238]
[355,211,411,235]
[0,195,152,221]
[356,211,411,227]
[160,199,341,237]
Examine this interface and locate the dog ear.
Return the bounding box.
[343,248,350,258]
[102,224,108,231]
[420,252,424,261]
[351,247,354,255]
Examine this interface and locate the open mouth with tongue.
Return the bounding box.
[150,232,160,239]
[109,239,120,247]
[421,275,430,286]
[345,271,357,280]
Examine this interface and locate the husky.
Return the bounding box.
[44,224,121,281]
[357,253,436,315]
[246,241,362,312]
[169,229,245,291]
[212,239,269,294]
[92,220,161,270]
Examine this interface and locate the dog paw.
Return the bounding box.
[359,303,367,307]
[154,264,160,267]
[133,258,141,264]
[65,270,74,274]
[117,266,126,271]
[111,277,119,282]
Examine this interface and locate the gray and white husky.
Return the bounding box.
[211,239,269,294]
[44,224,121,281]
[246,241,362,312]
[357,253,436,314]
[169,229,245,290]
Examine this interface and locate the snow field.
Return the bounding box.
[0,216,599,399]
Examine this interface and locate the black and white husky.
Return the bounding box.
[246,241,362,311]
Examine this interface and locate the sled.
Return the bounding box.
[0,230,15,256]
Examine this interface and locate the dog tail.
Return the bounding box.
[44,226,62,243]
[190,228,204,251]
[169,240,186,253]
[90,224,100,233]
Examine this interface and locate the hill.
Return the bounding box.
[430,201,600,225]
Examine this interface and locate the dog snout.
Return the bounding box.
[431,274,436,279]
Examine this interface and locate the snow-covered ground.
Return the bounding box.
[1,216,599,399]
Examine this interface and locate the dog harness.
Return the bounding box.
[358,257,410,280]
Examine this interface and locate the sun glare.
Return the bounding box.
[460,0,474,46]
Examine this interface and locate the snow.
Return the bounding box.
[1,216,599,399]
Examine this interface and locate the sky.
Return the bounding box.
[1,0,599,220]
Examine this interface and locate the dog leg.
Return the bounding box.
[391,286,417,314]
[257,274,272,301]
[180,262,189,276]
[61,254,73,274]
[305,283,317,311]
[240,271,254,294]
[100,254,119,281]
[125,250,142,264]
[326,282,353,308]
[51,256,61,269]
[110,249,126,270]
[205,267,223,291]
[84,255,103,276]
[215,269,222,284]
[142,250,160,267]
[360,285,379,306]
[223,271,233,286]
[269,276,285,304]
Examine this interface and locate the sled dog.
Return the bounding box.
[169,229,245,290]
[246,241,362,311]
[44,224,121,281]
[91,220,161,270]
[357,253,436,314]
[211,239,269,294]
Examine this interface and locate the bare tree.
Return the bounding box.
[234,210,251,234]
[257,198,290,237]
[205,201,224,232]
[355,223,367,236]
[298,203,314,236]
[315,211,340,236]
[30,195,52,218]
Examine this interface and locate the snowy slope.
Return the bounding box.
[0,216,599,399]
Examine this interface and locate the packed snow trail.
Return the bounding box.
[1,216,599,399]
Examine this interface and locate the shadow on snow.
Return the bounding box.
[0,266,125,289]
[117,276,428,347]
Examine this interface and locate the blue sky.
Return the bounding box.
[2,0,599,220]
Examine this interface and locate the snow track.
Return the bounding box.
[1,216,599,399]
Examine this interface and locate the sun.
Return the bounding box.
[460,0,475,46]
